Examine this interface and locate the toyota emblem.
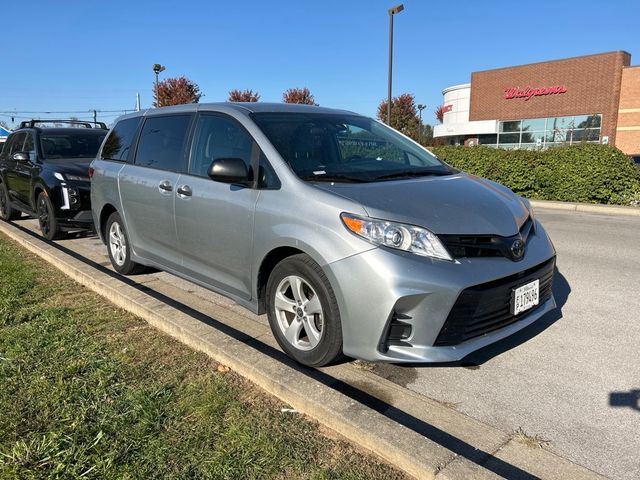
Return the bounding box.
[511,239,525,260]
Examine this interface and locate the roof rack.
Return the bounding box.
[19,119,108,129]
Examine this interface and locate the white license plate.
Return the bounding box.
[512,279,540,315]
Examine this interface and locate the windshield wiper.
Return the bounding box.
[301,173,371,183]
[373,169,451,180]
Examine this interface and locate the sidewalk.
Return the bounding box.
[529,199,640,216]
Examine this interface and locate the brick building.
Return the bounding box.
[433,51,640,156]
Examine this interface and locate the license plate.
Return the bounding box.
[511,279,540,315]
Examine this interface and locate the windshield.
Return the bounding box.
[40,132,106,159]
[251,112,452,182]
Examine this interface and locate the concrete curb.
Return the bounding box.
[530,199,640,217]
[0,220,606,480]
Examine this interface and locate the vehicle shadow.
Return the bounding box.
[609,390,640,412]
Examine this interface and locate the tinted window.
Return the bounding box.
[23,133,36,159]
[257,152,280,189]
[135,115,192,172]
[190,115,254,177]
[1,136,14,156]
[101,117,141,162]
[40,132,106,159]
[7,133,26,156]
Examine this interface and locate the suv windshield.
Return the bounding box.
[40,132,106,159]
[252,112,453,182]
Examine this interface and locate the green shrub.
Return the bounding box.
[432,144,640,205]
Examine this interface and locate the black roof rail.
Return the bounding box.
[19,119,108,129]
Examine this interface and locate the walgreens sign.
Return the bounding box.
[504,85,567,101]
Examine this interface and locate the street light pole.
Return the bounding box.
[387,4,404,125]
[417,104,426,124]
[417,103,426,142]
[152,64,166,106]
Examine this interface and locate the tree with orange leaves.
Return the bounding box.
[153,76,202,107]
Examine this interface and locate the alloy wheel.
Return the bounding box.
[37,196,50,236]
[273,275,324,351]
[109,221,127,267]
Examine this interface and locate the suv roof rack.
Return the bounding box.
[19,119,108,130]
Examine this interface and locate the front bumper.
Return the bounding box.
[52,184,94,230]
[325,219,557,362]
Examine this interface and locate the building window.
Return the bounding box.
[478,134,497,145]
[493,114,602,149]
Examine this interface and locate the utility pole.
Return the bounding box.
[135,92,141,112]
[387,4,404,125]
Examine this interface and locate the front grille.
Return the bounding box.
[440,216,534,260]
[434,257,555,346]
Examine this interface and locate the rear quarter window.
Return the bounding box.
[101,117,142,162]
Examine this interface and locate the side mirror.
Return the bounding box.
[208,158,251,185]
[12,152,30,163]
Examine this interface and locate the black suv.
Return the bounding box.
[0,120,107,239]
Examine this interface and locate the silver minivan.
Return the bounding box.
[91,103,556,367]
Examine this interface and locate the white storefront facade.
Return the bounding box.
[433,84,497,146]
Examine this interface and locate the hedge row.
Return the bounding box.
[432,144,640,205]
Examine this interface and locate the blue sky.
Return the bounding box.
[1,0,639,127]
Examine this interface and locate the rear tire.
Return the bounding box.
[0,181,20,221]
[36,192,63,240]
[266,254,344,367]
[105,212,146,275]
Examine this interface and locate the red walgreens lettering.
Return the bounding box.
[504,85,567,100]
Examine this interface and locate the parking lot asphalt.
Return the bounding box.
[374,209,640,479]
[5,208,638,479]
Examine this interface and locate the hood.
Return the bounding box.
[313,173,530,236]
[44,158,93,177]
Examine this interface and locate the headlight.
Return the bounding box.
[65,174,90,182]
[54,172,90,182]
[340,213,453,261]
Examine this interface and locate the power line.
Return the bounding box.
[0,109,132,115]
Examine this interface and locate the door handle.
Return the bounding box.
[158,180,173,193]
[176,185,192,197]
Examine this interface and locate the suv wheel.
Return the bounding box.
[266,254,344,367]
[105,212,145,275]
[36,192,63,240]
[0,181,20,221]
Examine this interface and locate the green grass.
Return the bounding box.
[0,234,405,480]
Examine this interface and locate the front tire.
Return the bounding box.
[0,181,20,221]
[36,192,63,240]
[266,254,344,367]
[105,212,145,275]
